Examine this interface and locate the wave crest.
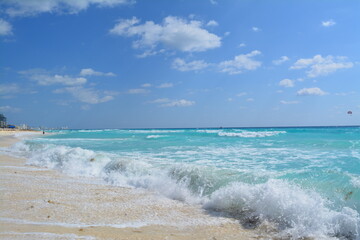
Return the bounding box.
[218,131,286,138]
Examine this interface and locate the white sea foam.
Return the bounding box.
[196,129,222,133]
[129,130,184,133]
[218,130,286,138]
[204,179,360,239]
[146,135,165,139]
[0,231,95,240]
[350,175,360,188]
[22,144,112,177]
[0,217,149,229]
[77,129,107,133]
[33,138,127,142]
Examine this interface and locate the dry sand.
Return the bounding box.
[0,131,257,240]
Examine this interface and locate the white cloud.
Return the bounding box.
[273,56,290,65]
[128,88,149,94]
[279,78,295,88]
[0,83,19,96]
[150,98,170,104]
[30,73,86,86]
[207,20,218,27]
[246,98,254,102]
[209,0,217,4]
[219,50,262,75]
[0,19,12,35]
[1,0,133,17]
[157,83,173,88]
[322,20,336,27]
[20,69,87,86]
[252,27,261,32]
[238,43,246,48]
[80,68,115,77]
[290,54,353,78]
[141,83,152,88]
[54,86,115,104]
[0,105,21,112]
[150,98,195,107]
[297,87,327,96]
[172,58,209,72]
[109,16,221,53]
[162,99,195,107]
[280,100,300,104]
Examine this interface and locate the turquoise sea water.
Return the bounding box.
[5,127,360,239]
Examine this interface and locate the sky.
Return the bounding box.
[0,0,359,129]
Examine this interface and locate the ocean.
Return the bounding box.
[4,127,360,239]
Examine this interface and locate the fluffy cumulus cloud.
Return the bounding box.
[219,50,262,75]
[109,16,221,53]
[172,58,209,72]
[54,86,115,104]
[1,0,132,17]
[290,54,353,78]
[0,19,12,36]
[273,56,289,65]
[150,98,195,107]
[322,19,336,27]
[297,87,327,96]
[279,79,295,88]
[80,68,115,77]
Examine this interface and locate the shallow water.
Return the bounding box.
[4,127,360,239]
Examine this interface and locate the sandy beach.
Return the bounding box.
[0,131,256,240]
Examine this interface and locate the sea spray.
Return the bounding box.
[204,180,359,239]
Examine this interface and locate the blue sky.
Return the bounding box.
[1,0,359,129]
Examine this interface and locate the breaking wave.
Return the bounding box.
[4,141,360,239]
[218,131,286,138]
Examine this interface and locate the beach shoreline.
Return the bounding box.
[0,131,255,240]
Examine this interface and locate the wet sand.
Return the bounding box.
[0,132,256,240]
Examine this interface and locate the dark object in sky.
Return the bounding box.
[347,111,352,115]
